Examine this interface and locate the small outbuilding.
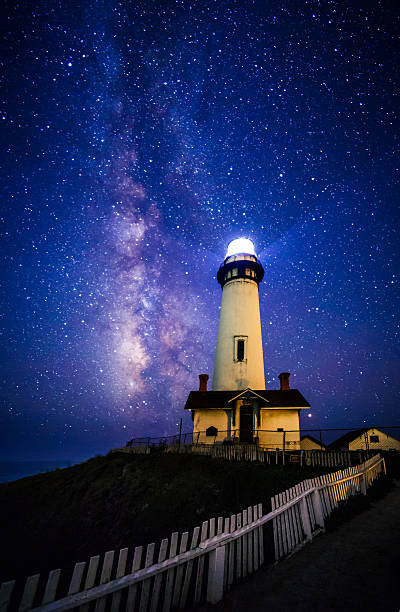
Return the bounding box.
[300,434,326,451]
[329,428,400,452]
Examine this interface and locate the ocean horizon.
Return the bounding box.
[0,459,85,484]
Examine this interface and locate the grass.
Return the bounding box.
[0,450,332,583]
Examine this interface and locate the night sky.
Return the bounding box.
[1,1,399,461]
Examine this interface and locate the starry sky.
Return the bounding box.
[1,0,399,461]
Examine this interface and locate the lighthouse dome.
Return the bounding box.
[226,238,256,258]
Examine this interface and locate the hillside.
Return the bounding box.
[0,450,343,583]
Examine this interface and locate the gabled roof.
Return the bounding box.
[301,434,326,448]
[184,388,310,411]
[226,388,270,404]
[329,427,399,449]
[329,428,369,449]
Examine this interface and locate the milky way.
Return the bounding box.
[1,1,399,459]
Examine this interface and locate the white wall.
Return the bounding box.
[192,405,301,449]
[193,410,229,443]
[212,278,265,390]
[348,429,400,451]
[258,409,301,449]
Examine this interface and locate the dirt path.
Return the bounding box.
[199,484,400,612]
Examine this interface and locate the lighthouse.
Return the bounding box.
[212,238,265,391]
[184,237,310,448]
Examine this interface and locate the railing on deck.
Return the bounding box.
[0,454,386,612]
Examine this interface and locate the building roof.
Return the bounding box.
[184,388,310,411]
[329,427,399,449]
[300,434,326,448]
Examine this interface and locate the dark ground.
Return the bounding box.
[198,480,400,612]
[2,450,398,612]
[0,450,331,583]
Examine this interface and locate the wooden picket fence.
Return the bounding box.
[165,442,367,468]
[301,449,353,468]
[0,454,386,612]
[271,453,385,560]
[167,442,266,463]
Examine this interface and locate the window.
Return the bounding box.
[237,339,245,361]
[277,428,284,432]
[234,336,247,362]
[206,426,218,437]
[232,268,238,277]
[370,435,379,443]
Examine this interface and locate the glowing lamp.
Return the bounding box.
[226,238,256,258]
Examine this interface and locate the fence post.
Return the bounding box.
[312,489,325,530]
[360,472,367,496]
[300,496,313,541]
[207,545,226,604]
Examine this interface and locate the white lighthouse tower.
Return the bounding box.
[212,238,265,391]
[184,237,310,449]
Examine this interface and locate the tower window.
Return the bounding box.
[234,336,247,362]
[232,268,238,277]
[237,339,245,361]
[206,426,218,437]
[370,435,379,443]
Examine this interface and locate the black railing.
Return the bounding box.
[125,426,400,452]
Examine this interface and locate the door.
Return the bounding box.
[240,404,253,443]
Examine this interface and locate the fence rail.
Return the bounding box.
[121,441,371,469]
[0,454,386,612]
[122,428,385,468]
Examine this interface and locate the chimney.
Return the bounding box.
[278,372,290,391]
[199,374,209,391]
